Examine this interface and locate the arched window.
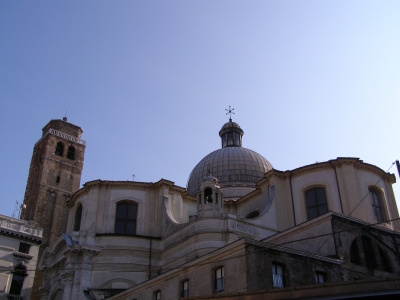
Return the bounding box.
[55,142,64,157]
[74,204,82,231]
[115,202,138,235]
[369,188,385,222]
[9,265,27,296]
[67,146,75,160]
[305,187,328,220]
[204,187,213,203]
[350,239,361,265]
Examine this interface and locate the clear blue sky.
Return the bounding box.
[1,1,399,217]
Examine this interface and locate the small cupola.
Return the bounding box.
[219,118,244,148]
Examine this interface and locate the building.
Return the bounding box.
[34,117,400,299]
[22,118,85,247]
[0,214,43,300]
[21,118,86,298]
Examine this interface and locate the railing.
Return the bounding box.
[0,215,43,238]
[273,274,284,288]
[214,277,224,292]
[6,295,24,300]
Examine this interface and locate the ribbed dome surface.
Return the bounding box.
[187,147,272,196]
[221,121,241,130]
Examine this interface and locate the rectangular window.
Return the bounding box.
[234,132,240,146]
[305,188,328,220]
[180,280,189,297]
[315,271,325,284]
[214,267,224,292]
[154,290,161,300]
[9,274,25,296]
[369,188,385,222]
[18,243,30,254]
[272,263,284,288]
[115,202,137,235]
[227,132,233,146]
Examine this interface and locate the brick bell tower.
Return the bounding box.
[22,118,85,247]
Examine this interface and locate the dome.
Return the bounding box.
[186,119,272,196]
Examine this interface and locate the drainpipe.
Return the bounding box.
[289,172,296,226]
[148,238,152,280]
[330,162,344,214]
[331,217,339,259]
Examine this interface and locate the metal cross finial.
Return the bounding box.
[225,106,235,121]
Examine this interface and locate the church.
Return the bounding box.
[21,116,400,299]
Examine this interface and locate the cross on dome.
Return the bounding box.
[225,106,235,121]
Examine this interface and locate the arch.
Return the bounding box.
[115,201,138,235]
[369,187,386,222]
[350,239,361,265]
[362,236,376,269]
[379,247,392,272]
[51,290,63,300]
[304,187,328,220]
[67,146,75,160]
[55,142,64,157]
[73,204,82,231]
[204,187,213,203]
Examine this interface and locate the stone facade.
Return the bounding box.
[0,214,43,300]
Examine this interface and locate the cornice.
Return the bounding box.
[0,228,44,244]
[263,211,400,245]
[64,244,101,255]
[263,212,335,244]
[245,238,340,264]
[69,179,190,207]
[233,188,262,205]
[236,169,289,205]
[280,157,395,183]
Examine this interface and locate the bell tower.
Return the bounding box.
[21,118,85,247]
[196,172,223,218]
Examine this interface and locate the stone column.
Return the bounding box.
[61,270,74,300]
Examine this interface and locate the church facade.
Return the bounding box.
[29,118,400,299]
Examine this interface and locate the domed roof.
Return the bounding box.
[186,119,272,196]
[220,121,242,131]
